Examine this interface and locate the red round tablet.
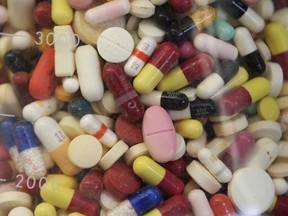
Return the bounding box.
[103,163,141,200]
[115,115,143,146]
[79,170,103,200]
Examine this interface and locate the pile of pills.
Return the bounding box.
[0,0,287,215]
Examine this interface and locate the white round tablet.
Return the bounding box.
[228,167,275,215]
[97,27,134,63]
[68,134,103,168]
[8,207,33,216]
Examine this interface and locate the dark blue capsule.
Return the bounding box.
[13,120,40,153]
[67,97,92,118]
[128,185,162,215]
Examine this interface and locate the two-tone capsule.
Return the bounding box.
[165,6,216,44]
[133,156,184,197]
[168,98,218,121]
[107,186,162,216]
[233,27,266,77]
[196,60,239,99]
[124,36,157,77]
[140,90,189,110]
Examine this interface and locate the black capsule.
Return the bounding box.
[160,91,189,110]
[189,98,218,119]
[242,50,266,77]
[218,0,248,19]
[165,17,195,44]
[3,50,33,73]
[216,60,239,84]
[153,3,177,30]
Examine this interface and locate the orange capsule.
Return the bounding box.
[29,48,57,100]
[209,193,237,216]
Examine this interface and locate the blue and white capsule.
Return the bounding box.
[13,120,46,179]
[0,118,24,173]
[107,186,162,216]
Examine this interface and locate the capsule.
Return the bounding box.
[264,22,288,80]
[0,118,24,173]
[168,98,218,121]
[219,131,255,172]
[213,16,235,41]
[133,42,179,94]
[13,120,47,179]
[103,63,145,122]
[216,77,270,116]
[80,114,118,148]
[234,27,266,77]
[198,148,232,183]
[133,156,184,197]
[140,90,189,110]
[124,36,157,77]
[193,33,238,60]
[209,194,237,216]
[166,6,216,44]
[40,182,101,216]
[218,0,265,33]
[22,97,61,122]
[107,186,162,216]
[212,66,249,99]
[144,195,191,216]
[152,3,177,30]
[196,60,239,99]
[157,53,214,92]
[188,189,214,216]
[84,0,130,25]
[34,116,81,176]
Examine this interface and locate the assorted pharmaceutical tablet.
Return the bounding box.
[0,0,288,216]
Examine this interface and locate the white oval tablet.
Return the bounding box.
[68,134,103,168]
[228,167,275,215]
[97,27,134,63]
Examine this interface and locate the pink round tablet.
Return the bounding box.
[67,0,94,10]
[143,105,177,163]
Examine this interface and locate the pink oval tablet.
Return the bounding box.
[143,105,177,163]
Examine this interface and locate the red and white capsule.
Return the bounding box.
[124,36,157,77]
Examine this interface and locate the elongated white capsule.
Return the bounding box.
[198,148,232,183]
